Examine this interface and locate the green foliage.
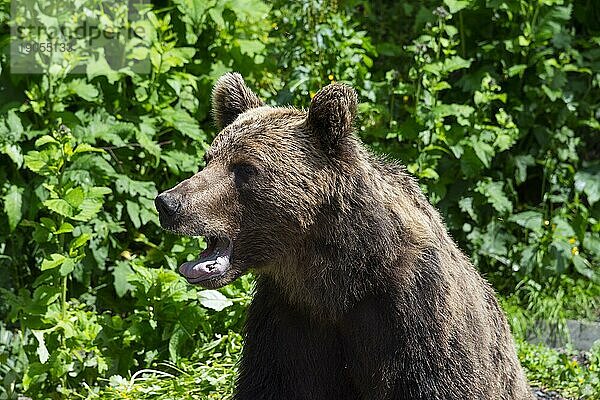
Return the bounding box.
[518,340,600,399]
[353,0,599,295]
[96,333,242,399]
[502,277,600,341]
[0,0,598,398]
[90,337,600,400]
[0,0,266,396]
[268,0,376,104]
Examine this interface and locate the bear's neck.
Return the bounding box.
[267,158,448,322]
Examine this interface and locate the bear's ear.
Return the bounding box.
[212,73,264,130]
[307,83,358,154]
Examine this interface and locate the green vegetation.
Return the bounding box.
[81,340,600,399]
[518,341,600,399]
[0,0,598,398]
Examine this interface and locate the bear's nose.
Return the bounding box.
[155,192,181,217]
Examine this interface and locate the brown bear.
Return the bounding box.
[155,73,534,400]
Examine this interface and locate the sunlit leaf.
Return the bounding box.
[198,290,233,311]
[3,185,23,231]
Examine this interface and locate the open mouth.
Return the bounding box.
[179,236,233,284]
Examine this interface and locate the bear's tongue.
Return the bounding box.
[179,237,232,283]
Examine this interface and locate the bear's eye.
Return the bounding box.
[232,162,258,185]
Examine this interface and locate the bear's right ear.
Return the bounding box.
[212,73,264,130]
[307,83,358,155]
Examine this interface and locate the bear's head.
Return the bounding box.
[155,73,358,288]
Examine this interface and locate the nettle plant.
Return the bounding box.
[382,6,526,265]
[0,125,249,396]
[356,0,599,306]
[0,0,273,396]
[269,0,376,106]
[3,126,111,393]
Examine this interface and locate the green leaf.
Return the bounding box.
[198,290,233,311]
[136,119,161,160]
[161,108,204,140]
[574,166,600,205]
[208,5,225,27]
[174,0,210,24]
[115,176,157,198]
[443,56,472,73]
[87,187,113,199]
[419,168,439,180]
[460,148,484,177]
[113,261,135,297]
[549,240,570,274]
[583,233,600,257]
[519,246,537,275]
[43,199,74,217]
[433,104,474,124]
[72,199,103,222]
[39,217,56,231]
[126,200,141,229]
[508,211,543,234]
[1,144,23,167]
[237,39,266,57]
[493,134,514,152]
[168,326,187,362]
[6,110,24,140]
[517,35,530,47]
[160,47,196,72]
[226,0,270,22]
[472,140,494,168]
[443,0,468,13]
[541,84,561,102]
[161,150,199,174]
[431,81,451,92]
[459,197,477,222]
[31,331,49,364]
[64,187,85,208]
[41,254,66,271]
[87,50,120,84]
[59,258,75,276]
[73,143,103,155]
[32,285,61,305]
[572,255,595,280]
[476,180,513,214]
[35,135,59,147]
[66,79,99,101]
[553,216,576,238]
[3,185,23,231]
[480,221,511,257]
[69,233,91,252]
[55,222,74,234]
[513,155,535,184]
[24,151,49,173]
[507,64,527,77]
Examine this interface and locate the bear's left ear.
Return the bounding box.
[212,72,264,130]
[307,83,358,154]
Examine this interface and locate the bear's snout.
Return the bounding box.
[155,192,182,218]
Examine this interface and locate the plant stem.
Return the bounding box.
[459,11,466,58]
[61,275,67,323]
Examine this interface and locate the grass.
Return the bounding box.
[85,334,600,400]
[87,334,241,400]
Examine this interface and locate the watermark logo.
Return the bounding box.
[10,0,151,74]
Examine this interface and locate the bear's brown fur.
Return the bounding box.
[155,73,534,399]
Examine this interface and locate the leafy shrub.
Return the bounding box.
[351,0,600,299]
[0,0,269,396]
